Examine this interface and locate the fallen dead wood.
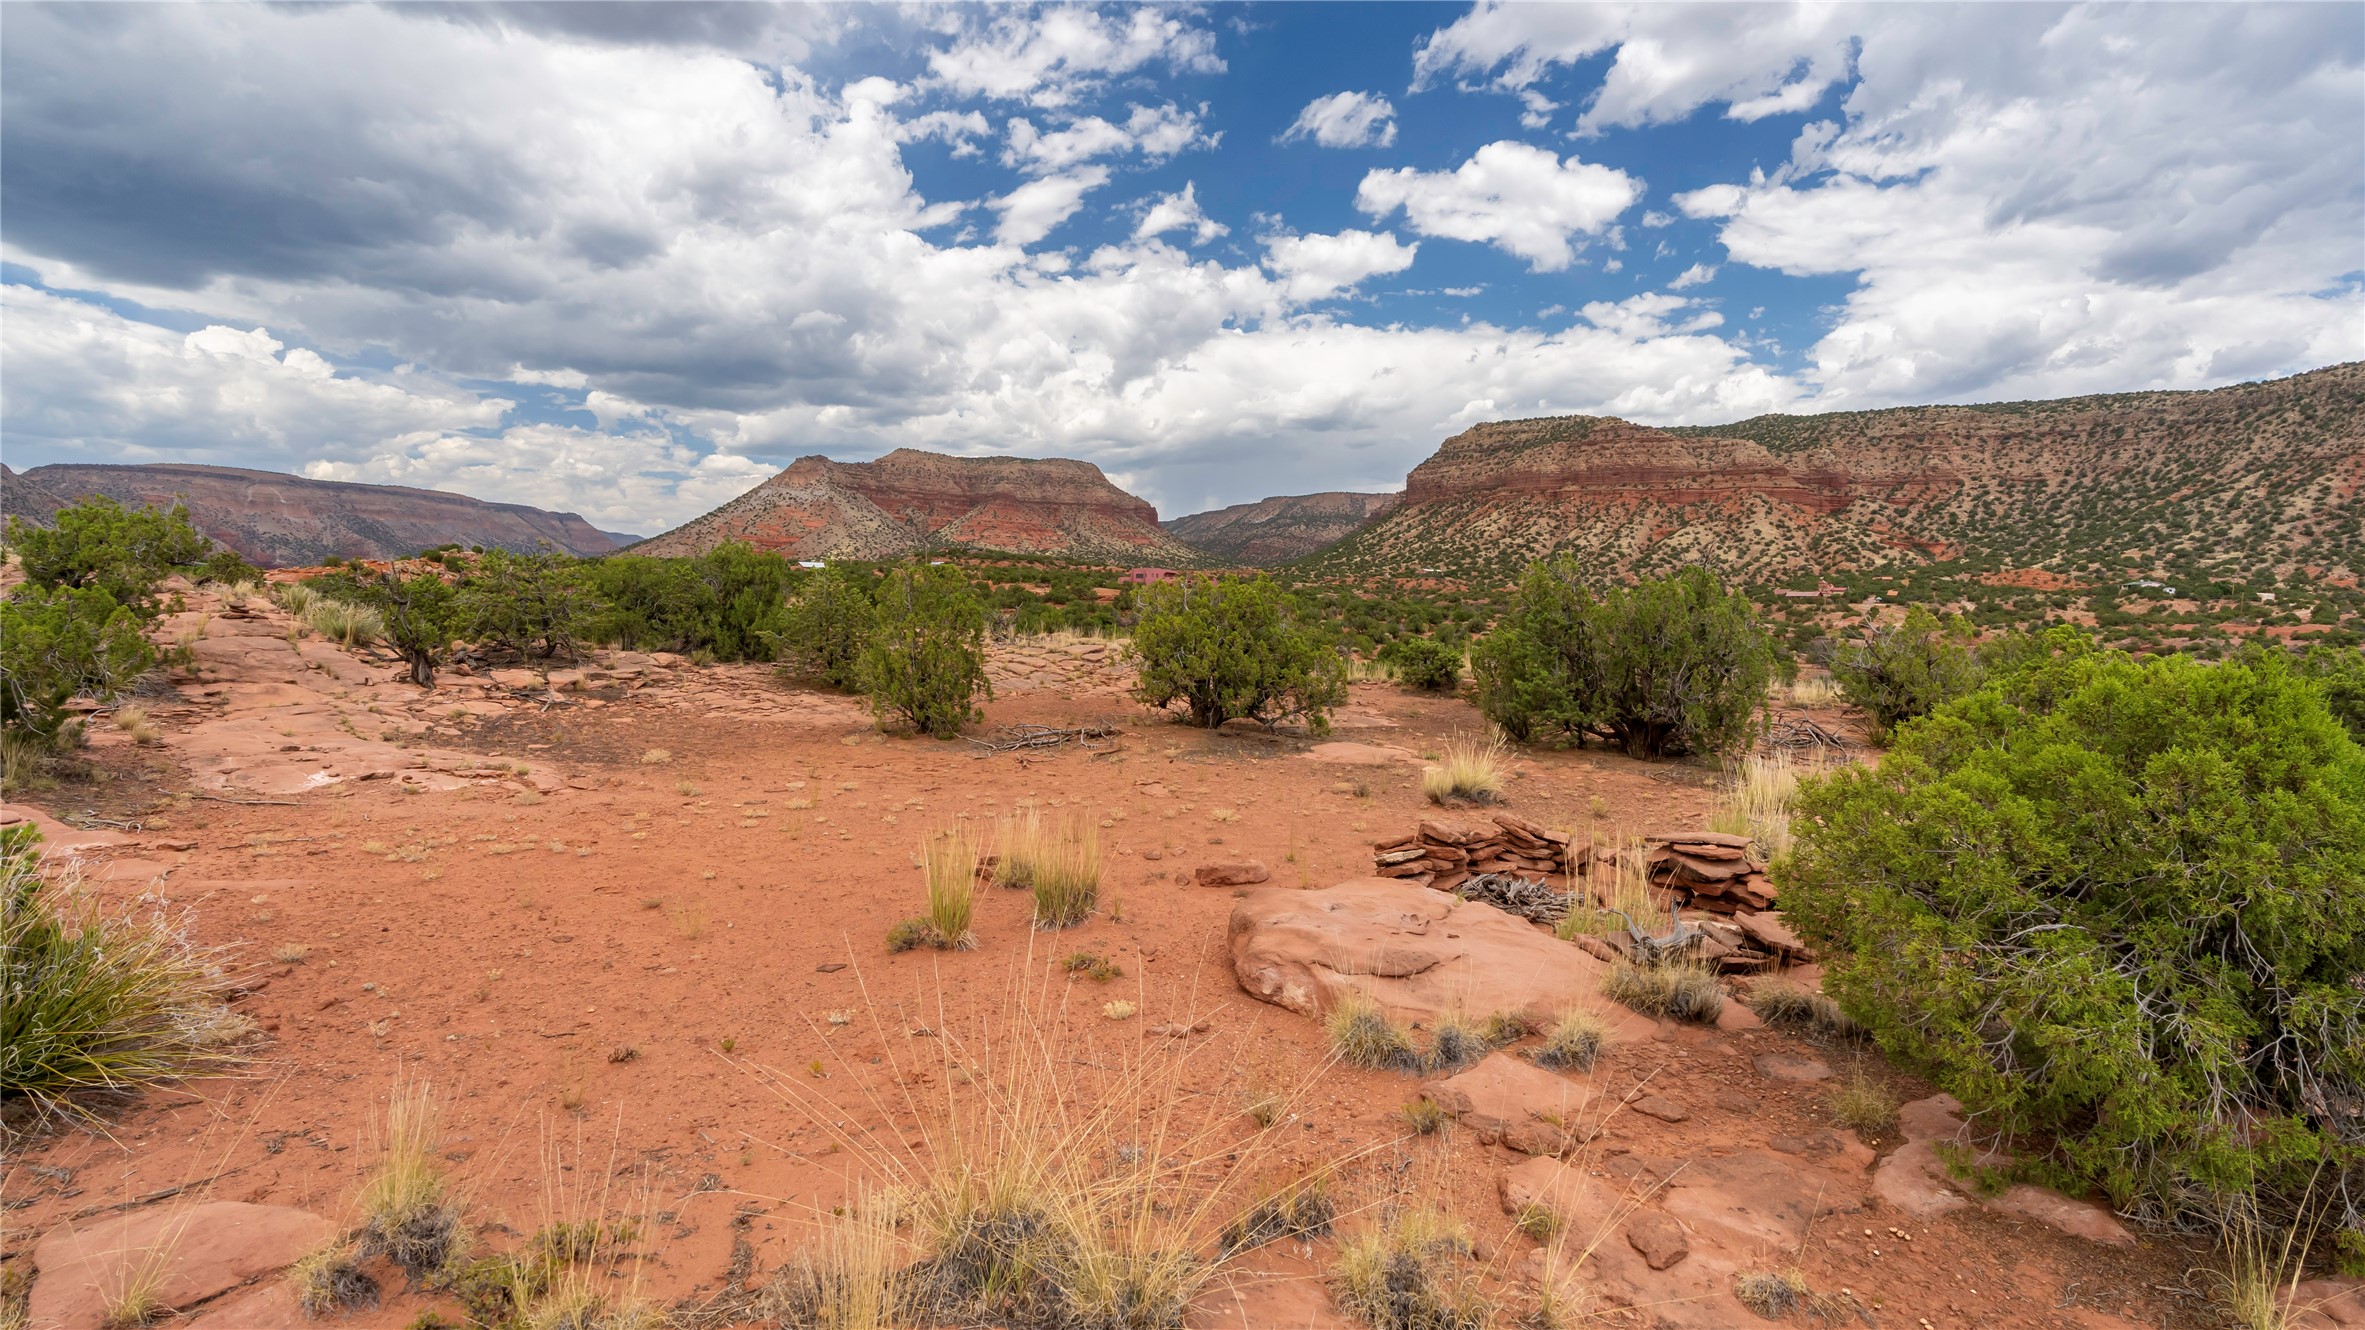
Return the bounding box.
[965,723,1122,753]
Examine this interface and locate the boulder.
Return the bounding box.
[28,1202,335,1329]
[1196,861,1271,887]
[1624,1209,1690,1270]
[1228,879,1638,1032]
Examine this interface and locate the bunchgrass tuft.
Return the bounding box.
[1531,1008,1607,1072]
[0,828,244,1122]
[354,1077,465,1278]
[301,596,383,648]
[1420,732,1506,806]
[1218,1179,1335,1256]
[1325,992,1421,1072]
[1601,957,1724,1023]
[288,1245,379,1316]
[1332,1205,1492,1330]
[1513,1201,1562,1243]
[920,825,979,950]
[1400,1098,1450,1136]
[110,705,160,745]
[996,807,1100,928]
[1734,1269,1810,1319]
[1828,1069,1898,1138]
[1744,980,1859,1039]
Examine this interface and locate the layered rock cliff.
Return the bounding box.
[1165,491,1401,565]
[638,449,1199,564]
[12,464,622,567]
[1306,362,2364,583]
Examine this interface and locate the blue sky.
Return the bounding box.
[3,2,2358,531]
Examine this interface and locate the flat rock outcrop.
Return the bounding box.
[1163,490,1399,564]
[1873,1093,2135,1245]
[28,1201,335,1328]
[1226,877,1643,1031]
[15,463,619,565]
[640,448,1198,564]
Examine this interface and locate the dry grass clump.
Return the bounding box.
[1332,1204,1492,1330]
[1399,1098,1450,1136]
[110,705,160,745]
[1558,835,1669,941]
[1217,1178,1335,1256]
[1061,951,1122,982]
[1734,1268,1811,1318]
[354,1078,465,1277]
[1425,1008,1525,1073]
[1421,732,1506,806]
[994,807,1100,929]
[1530,1007,1607,1072]
[1325,992,1421,1072]
[1601,957,1724,1023]
[443,1135,657,1330]
[744,967,1326,1330]
[301,595,382,648]
[288,1245,378,1316]
[1745,980,1858,1039]
[1828,1069,1899,1137]
[1711,752,1819,865]
[1784,673,1840,707]
[274,581,319,615]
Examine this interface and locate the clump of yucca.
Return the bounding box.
[1325,992,1421,1072]
[1601,957,1724,1023]
[0,826,242,1121]
[1530,1007,1606,1072]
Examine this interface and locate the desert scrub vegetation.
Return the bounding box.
[1743,980,1858,1041]
[1600,956,1724,1024]
[1127,573,1347,732]
[738,969,1329,1330]
[1472,561,1773,758]
[781,563,880,689]
[1711,751,1812,864]
[0,825,246,1123]
[889,825,978,952]
[0,584,153,780]
[1324,991,1421,1072]
[994,806,1100,928]
[1331,1203,1491,1330]
[1783,630,2365,1265]
[1530,1007,1607,1072]
[1379,634,1463,692]
[1827,605,1985,741]
[354,1077,466,1277]
[860,563,991,738]
[1420,731,1506,806]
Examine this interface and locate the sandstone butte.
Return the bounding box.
[5,462,622,566]
[636,447,1202,564]
[1162,489,1402,565]
[1303,360,2365,583]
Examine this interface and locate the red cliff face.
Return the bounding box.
[15,464,621,567]
[638,448,1197,564]
[1403,418,1853,516]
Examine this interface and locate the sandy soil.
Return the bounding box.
[0,587,2280,1330]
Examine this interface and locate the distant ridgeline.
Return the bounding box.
[2,463,622,568]
[1299,363,2364,592]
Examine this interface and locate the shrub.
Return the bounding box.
[1828,606,1984,741]
[0,585,153,749]
[1332,1206,1489,1330]
[2294,644,2365,744]
[196,548,262,588]
[1128,575,1346,732]
[584,545,792,661]
[1218,1180,1334,1255]
[316,571,457,686]
[1472,561,1772,757]
[1780,636,2365,1240]
[859,564,990,738]
[1381,636,1462,692]
[8,498,210,618]
[1743,981,1857,1040]
[0,826,242,1121]
[459,548,597,660]
[781,565,878,690]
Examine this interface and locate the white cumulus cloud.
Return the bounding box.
[1355,141,1641,271]
[1134,183,1227,245]
[1280,91,1398,148]
[1263,229,1419,302]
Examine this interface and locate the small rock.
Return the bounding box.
[1624,1209,1691,1270]
[1628,1094,1690,1124]
[816,962,847,973]
[1195,860,1270,887]
[1768,1132,1842,1157]
[1714,1001,1763,1031]
[1752,1052,1833,1082]
[1142,849,1163,861]
[1714,1090,1760,1113]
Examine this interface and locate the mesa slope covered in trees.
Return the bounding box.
[1164,490,1401,564]
[1304,363,2364,584]
[5,463,622,566]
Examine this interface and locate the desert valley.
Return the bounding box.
[3,363,2363,1330]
